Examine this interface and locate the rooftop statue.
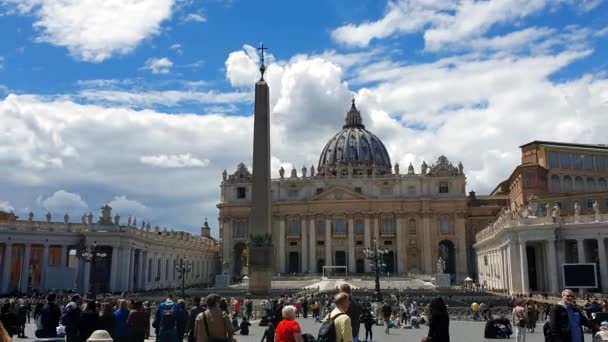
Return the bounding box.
[114,214,120,226]
[279,166,285,179]
[301,165,307,178]
[310,165,315,177]
[394,162,400,175]
[64,213,69,224]
[28,211,33,222]
[46,212,51,223]
[408,162,415,175]
[421,161,428,175]
[291,167,297,178]
[87,212,93,225]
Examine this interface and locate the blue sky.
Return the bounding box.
[0,0,607,235]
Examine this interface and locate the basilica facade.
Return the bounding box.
[218,101,470,281]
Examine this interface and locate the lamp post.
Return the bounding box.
[176,258,192,298]
[76,237,108,298]
[363,238,389,302]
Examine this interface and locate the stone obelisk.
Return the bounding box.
[248,44,273,295]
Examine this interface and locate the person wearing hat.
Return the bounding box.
[86,329,113,342]
[594,321,608,341]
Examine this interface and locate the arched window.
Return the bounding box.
[408,218,417,235]
[575,176,584,192]
[599,178,608,192]
[586,177,596,192]
[563,175,573,192]
[334,218,347,234]
[551,175,561,192]
[381,216,395,234]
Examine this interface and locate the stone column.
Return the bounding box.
[348,216,355,274]
[546,239,559,294]
[60,245,67,268]
[364,215,371,273]
[20,244,31,293]
[278,217,286,273]
[577,239,586,263]
[1,243,13,293]
[455,212,467,280]
[110,245,119,292]
[519,241,529,294]
[129,248,136,291]
[373,214,380,244]
[301,216,308,273]
[222,218,232,274]
[138,250,146,291]
[83,261,91,295]
[325,217,332,266]
[309,217,316,273]
[422,213,432,274]
[597,238,608,293]
[396,214,404,274]
[508,242,522,294]
[40,244,49,290]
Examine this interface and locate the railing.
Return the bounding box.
[475,210,608,243]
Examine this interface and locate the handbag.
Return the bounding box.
[203,313,230,342]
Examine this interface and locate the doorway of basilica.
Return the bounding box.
[233,242,247,279]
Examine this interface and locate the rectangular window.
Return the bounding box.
[439,181,449,193]
[316,220,325,234]
[354,187,362,193]
[594,155,604,170]
[233,220,248,238]
[408,185,416,195]
[354,219,365,235]
[572,153,583,169]
[356,241,363,246]
[587,199,594,208]
[48,246,62,267]
[287,219,300,236]
[316,188,324,195]
[237,187,246,199]
[384,240,392,245]
[582,154,594,170]
[439,216,451,234]
[382,217,395,234]
[334,218,347,234]
[560,152,572,169]
[317,240,325,246]
[548,151,560,168]
[289,241,298,246]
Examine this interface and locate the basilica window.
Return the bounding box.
[599,178,608,192]
[233,220,248,238]
[48,246,62,266]
[354,187,362,193]
[439,215,451,235]
[586,177,596,192]
[334,218,347,235]
[381,217,395,234]
[575,176,584,192]
[236,187,247,199]
[354,219,365,235]
[563,176,573,192]
[582,154,594,170]
[548,151,560,168]
[316,188,324,195]
[560,152,572,169]
[290,241,298,246]
[316,220,326,234]
[550,175,561,192]
[287,218,300,236]
[439,181,449,194]
[317,241,325,246]
[407,218,417,235]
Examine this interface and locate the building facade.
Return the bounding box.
[219,101,470,280]
[475,141,608,294]
[0,205,219,295]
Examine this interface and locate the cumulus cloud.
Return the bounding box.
[143,57,174,74]
[77,89,250,108]
[107,195,150,219]
[42,190,88,214]
[1,0,173,62]
[140,153,210,168]
[0,201,14,212]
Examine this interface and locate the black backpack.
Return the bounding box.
[317,312,345,342]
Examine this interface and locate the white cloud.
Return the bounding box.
[42,190,88,214]
[143,57,174,74]
[170,43,183,55]
[2,0,174,62]
[0,201,14,212]
[77,89,250,108]
[140,153,210,168]
[107,195,150,219]
[182,13,206,23]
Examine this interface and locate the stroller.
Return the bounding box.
[484,318,512,339]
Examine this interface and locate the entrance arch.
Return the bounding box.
[317,259,325,273]
[356,259,365,274]
[233,242,247,279]
[438,240,456,275]
[384,251,395,274]
[335,251,346,274]
[288,252,300,274]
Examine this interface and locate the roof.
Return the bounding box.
[520,140,608,151]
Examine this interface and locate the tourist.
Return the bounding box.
[143,301,152,339]
[260,322,275,342]
[79,300,100,342]
[526,300,539,333]
[62,294,83,342]
[239,316,251,335]
[0,303,17,338]
[188,296,205,342]
[34,302,44,331]
[512,300,527,342]
[381,301,392,334]
[302,298,309,319]
[427,297,450,342]
[16,299,28,338]
[595,321,608,341]
[361,303,375,341]
[275,305,303,342]
[195,293,234,342]
[231,313,240,333]
[339,284,361,342]
[127,301,148,342]
[549,289,597,342]
[113,299,130,342]
[176,299,190,341]
[232,298,241,316]
[0,319,11,342]
[245,299,253,320]
[154,294,178,342]
[39,292,62,338]
[98,303,115,339]
[330,293,353,342]
[311,301,319,321]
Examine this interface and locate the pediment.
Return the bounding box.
[311,186,369,201]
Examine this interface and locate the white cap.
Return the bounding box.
[87,330,113,342]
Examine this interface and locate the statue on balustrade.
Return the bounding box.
[310,165,315,177]
[408,162,415,175]
[46,212,51,223]
[222,169,227,181]
[394,162,400,175]
[87,212,93,225]
[114,214,120,226]
[301,165,307,178]
[526,194,539,217]
[552,204,561,222]
[546,203,552,218]
[279,166,285,179]
[593,201,601,219]
[574,201,581,216]
[28,211,34,222]
[64,213,69,224]
[291,167,298,178]
[458,161,464,175]
[100,205,112,225]
[127,216,132,226]
[81,213,86,224]
[421,161,428,175]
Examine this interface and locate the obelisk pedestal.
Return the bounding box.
[248,46,273,295]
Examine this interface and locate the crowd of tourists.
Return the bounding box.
[1,287,608,341]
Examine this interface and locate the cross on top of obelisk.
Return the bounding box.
[257,43,268,80]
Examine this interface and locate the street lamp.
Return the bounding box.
[363,238,389,302]
[176,258,192,298]
[76,237,108,298]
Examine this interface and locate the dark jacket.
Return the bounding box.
[188,305,205,342]
[127,309,149,335]
[346,296,361,337]
[428,313,450,342]
[98,313,115,338]
[549,303,594,342]
[62,301,82,334]
[40,302,62,336]
[79,309,99,342]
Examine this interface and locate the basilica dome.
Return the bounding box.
[318,100,392,176]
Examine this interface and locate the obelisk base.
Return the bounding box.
[248,245,273,295]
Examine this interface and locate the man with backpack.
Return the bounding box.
[62,294,83,342]
[318,292,352,342]
[154,294,178,342]
[339,284,361,342]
